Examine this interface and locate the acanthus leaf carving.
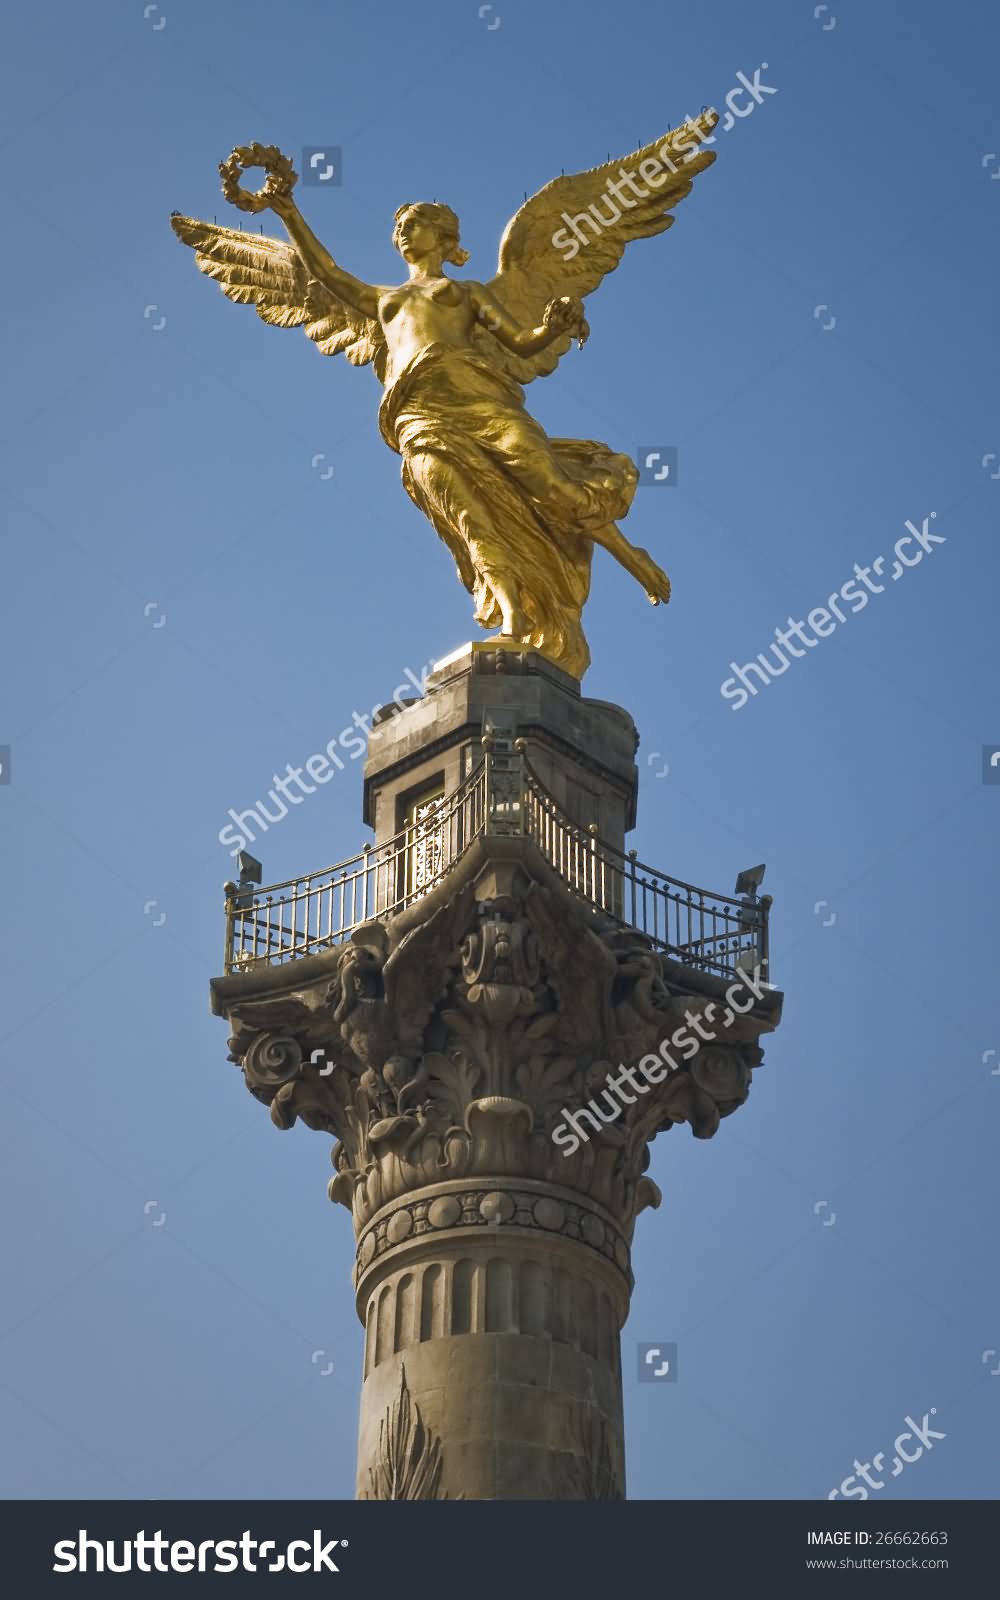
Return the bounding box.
[360,1366,455,1501]
[217,858,780,1237]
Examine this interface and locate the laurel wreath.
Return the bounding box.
[219,143,298,214]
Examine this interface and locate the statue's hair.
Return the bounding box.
[392,202,470,267]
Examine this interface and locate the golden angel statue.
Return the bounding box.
[172,114,718,678]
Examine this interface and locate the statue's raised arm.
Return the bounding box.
[170,144,387,377]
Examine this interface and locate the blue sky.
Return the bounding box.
[2,0,998,1500]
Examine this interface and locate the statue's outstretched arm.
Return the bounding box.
[471,283,588,357]
[270,192,379,320]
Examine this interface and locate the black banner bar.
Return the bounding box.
[0,1499,991,1592]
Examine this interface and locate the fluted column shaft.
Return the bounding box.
[354,1178,629,1499]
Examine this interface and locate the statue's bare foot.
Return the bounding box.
[632,547,671,606]
[491,587,529,639]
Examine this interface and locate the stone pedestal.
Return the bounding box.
[365,641,639,852]
[211,644,781,1499]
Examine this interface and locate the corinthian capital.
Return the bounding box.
[212,838,781,1257]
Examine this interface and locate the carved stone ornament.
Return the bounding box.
[212,838,782,1260]
[359,1366,455,1501]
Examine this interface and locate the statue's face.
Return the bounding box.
[395,208,441,263]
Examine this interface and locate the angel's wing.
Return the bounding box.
[170,215,387,380]
[473,110,718,383]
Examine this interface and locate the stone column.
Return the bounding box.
[210,646,781,1499]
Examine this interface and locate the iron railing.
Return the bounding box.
[223,737,770,981]
[224,762,489,972]
[520,758,768,980]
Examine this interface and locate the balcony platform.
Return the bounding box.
[219,644,770,986]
